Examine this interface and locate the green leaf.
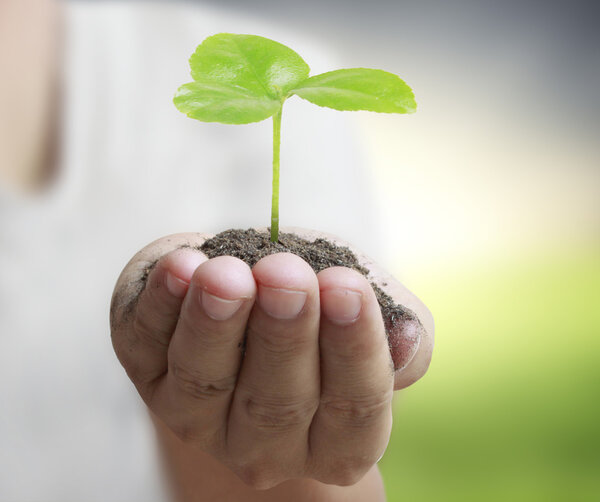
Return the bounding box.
[189,33,310,100]
[291,68,416,114]
[174,80,281,124]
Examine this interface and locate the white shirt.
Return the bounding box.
[0,1,377,499]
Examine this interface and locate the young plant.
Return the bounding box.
[174,33,416,242]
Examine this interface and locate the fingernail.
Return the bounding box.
[258,285,307,320]
[321,288,362,325]
[165,272,190,298]
[201,291,243,321]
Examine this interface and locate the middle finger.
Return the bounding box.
[227,253,321,486]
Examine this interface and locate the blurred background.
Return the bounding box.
[2,0,599,500]
[212,0,600,500]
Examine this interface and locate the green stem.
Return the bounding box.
[271,106,283,242]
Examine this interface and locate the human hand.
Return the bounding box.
[110,231,433,490]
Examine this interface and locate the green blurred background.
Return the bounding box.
[236,0,600,499]
[379,245,600,501]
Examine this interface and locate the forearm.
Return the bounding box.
[152,414,387,502]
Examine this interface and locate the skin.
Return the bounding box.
[110,231,434,500]
[4,0,434,499]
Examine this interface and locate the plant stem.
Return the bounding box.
[271,106,282,242]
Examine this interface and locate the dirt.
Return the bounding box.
[198,229,422,368]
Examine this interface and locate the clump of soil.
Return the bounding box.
[198,229,421,368]
[200,228,370,274]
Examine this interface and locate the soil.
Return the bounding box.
[197,228,421,367]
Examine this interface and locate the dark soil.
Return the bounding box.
[198,229,421,367]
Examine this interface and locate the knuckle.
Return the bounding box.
[170,361,236,401]
[234,464,281,490]
[133,312,170,349]
[245,395,317,433]
[344,336,381,362]
[322,458,370,486]
[169,421,203,444]
[175,315,241,354]
[325,332,382,368]
[246,325,310,364]
[125,360,161,389]
[321,391,392,429]
[166,416,222,450]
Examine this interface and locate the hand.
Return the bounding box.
[110,231,433,491]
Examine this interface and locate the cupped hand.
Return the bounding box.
[110,232,433,490]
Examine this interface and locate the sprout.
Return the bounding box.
[174,33,416,242]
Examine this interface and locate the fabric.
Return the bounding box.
[0,1,377,499]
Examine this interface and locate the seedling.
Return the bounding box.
[174,33,416,242]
